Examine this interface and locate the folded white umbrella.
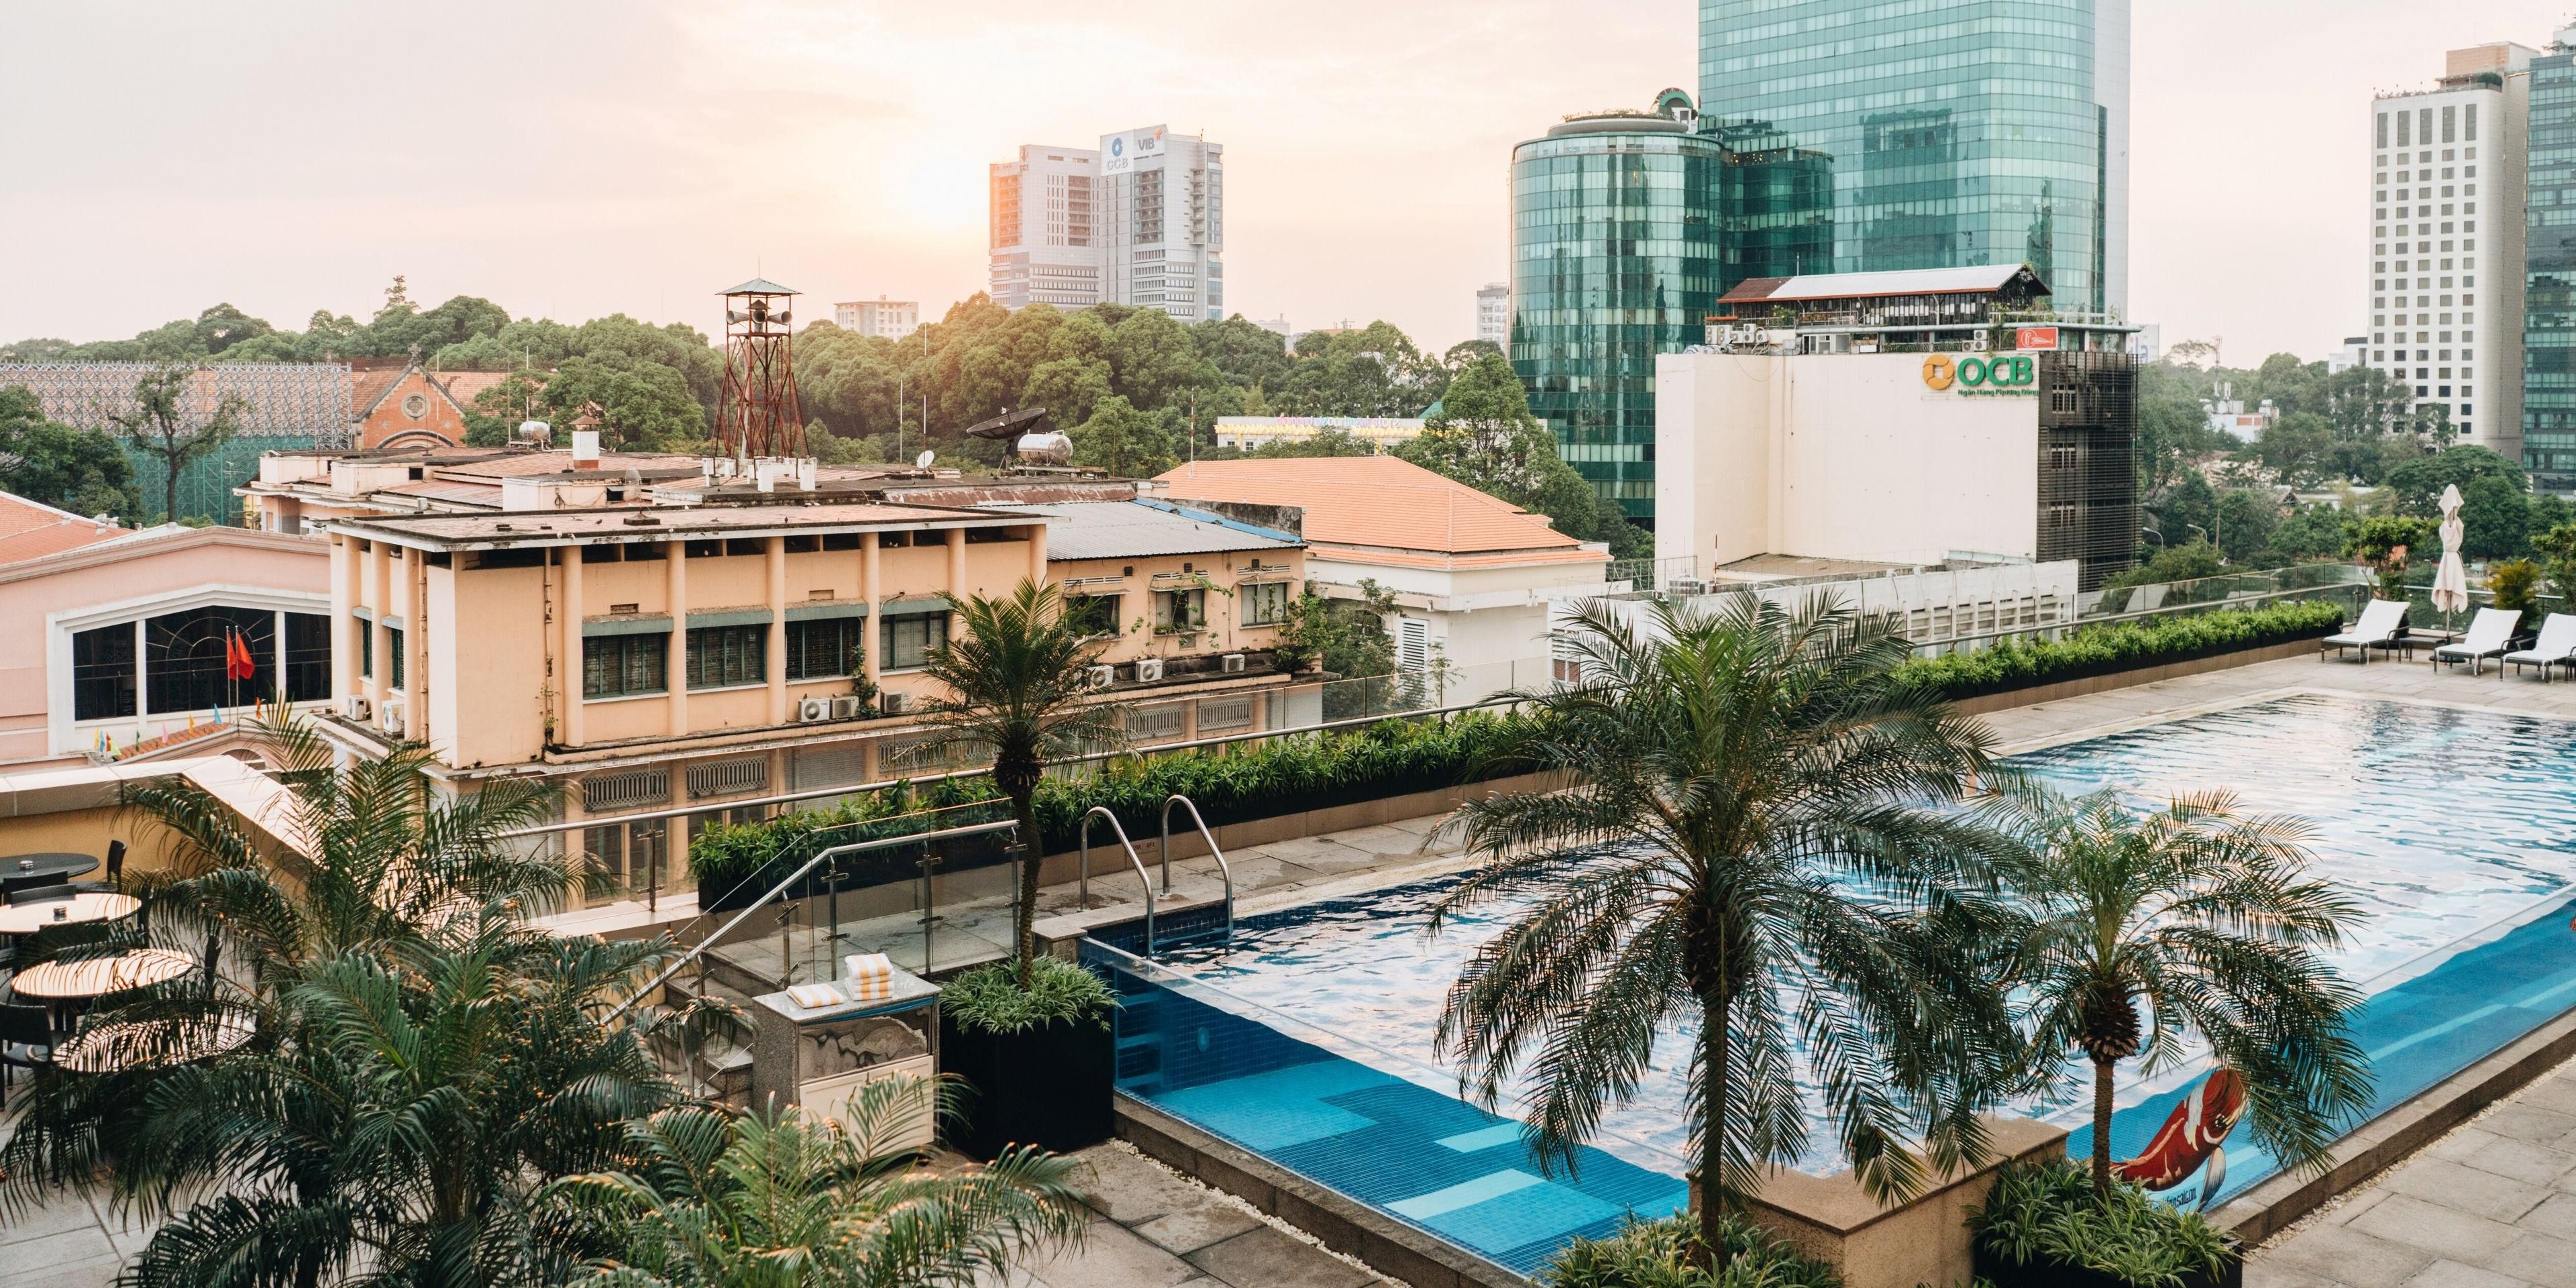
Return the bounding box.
[2432,482,2470,618]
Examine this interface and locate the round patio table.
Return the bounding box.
[8,949,196,1000]
[2,853,100,883]
[0,892,140,934]
[53,1012,254,1074]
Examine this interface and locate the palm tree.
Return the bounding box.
[1432,594,2028,1263]
[541,1078,1089,1286]
[1986,788,2373,1200]
[0,711,677,1287]
[918,581,1122,984]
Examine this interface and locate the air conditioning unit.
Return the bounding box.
[879,692,910,714]
[1968,333,1993,352]
[830,695,868,719]
[1086,664,1117,689]
[1220,653,1246,674]
[1666,578,1709,597]
[340,694,372,722]
[377,698,406,738]
[795,696,833,723]
[1134,658,1164,682]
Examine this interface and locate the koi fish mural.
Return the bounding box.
[2113,1067,2247,1210]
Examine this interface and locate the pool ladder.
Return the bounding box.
[1077,794,1234,957]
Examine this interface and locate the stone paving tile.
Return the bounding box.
[2402,1261,2536,1288]
[2383,1158,2557,1225]
[1131,1204,1267,1257]
[2485,1232,2576,1288]
[1187,1225,1377,1288]
[1021,1218,1201,1288]
[2254,1222,2437,1288]
[2347,1193,2525,1264]
[2461,1136,2576,1188]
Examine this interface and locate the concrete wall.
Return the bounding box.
[1657,351,2041,571]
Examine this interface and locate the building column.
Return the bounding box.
[860,533,882,690]
[400,548,425,741]
[666,539,688,736]
[947,527,967,602]
[765,535,788,725]
[1026,521,1048,590]
[329,537,356,702]
[366,539,389,710]
[559,547,584,747]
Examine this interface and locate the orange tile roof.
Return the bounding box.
[347,369,404,419]
[1154,457,1605,567]
[0,492,123,566]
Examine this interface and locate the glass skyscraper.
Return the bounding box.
[2530,47,2576,490]
[1510,94,1831,523]
[1697,0,2130,317]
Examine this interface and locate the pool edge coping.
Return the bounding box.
[2216,989,2576,1246]
[1116,1091,1538,1288]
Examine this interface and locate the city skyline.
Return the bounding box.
[3,0,2569,363]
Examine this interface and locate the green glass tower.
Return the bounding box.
[2528,48,2576,491]
[1509,93,1830,523]
[1697,0,2130,317]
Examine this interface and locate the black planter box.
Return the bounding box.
[1972,1239,2244,1288]
[938,1008,1115,1160]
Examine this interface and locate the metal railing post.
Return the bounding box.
[1079,806,1154,955]
[1161,794,1234,945]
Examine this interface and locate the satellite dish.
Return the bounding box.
[915,449,936,470]
[962,406,1050,441]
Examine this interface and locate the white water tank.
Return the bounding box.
[571,430,601,468]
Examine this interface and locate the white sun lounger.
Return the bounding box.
[2321,598,2410,663]
[2505,612,2576,682]
[2432,606,2523,676]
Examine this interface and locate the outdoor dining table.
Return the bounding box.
[3,853,100,883]
[52,1012,254,1075]
[8,948,196,1001]
[0,892,140,934]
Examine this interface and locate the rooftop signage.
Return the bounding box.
[1921,353,2039,396]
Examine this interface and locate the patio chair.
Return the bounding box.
[2432,607,2524,676]
[0,1002,52,1110]
[4,883,77,906]
[0,872,48,901]
[2506,613,2576,682]
[2321,598,2410,663]
[74,840,123,894]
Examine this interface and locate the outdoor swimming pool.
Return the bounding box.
[1092,694,2576,1275]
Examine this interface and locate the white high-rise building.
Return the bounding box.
[989,145,1104,311]
[1099,125,1224,322]
[833,298,918,339]
[2366,44,2535,458]
[1476,282,1509,352]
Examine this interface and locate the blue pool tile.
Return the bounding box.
[1153,1061,1393,1150]
[1390,1169,1542,1219]
[1437,1124,1526,1152]
[1423,1180,1623,1252]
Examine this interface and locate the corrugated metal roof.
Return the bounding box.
[1719,264,2045,304]
[985,500,1301,561]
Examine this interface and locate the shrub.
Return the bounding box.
[2487,558,2542,614]
[1543,1213,1840,1288]
[684,776,1008,910]
[943,955,1118,1035]
[1888,599,2348,700]
[1968,1159,2234,1288]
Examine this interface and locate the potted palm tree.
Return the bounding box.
[1434,594,2028,1269]
[1968,788,2373,1288]
[918,581,1126,1158]
[541,1077,1089,1285]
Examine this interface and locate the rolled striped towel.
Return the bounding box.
[842,953,896,1000]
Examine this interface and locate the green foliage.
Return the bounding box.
[2488,559,2543,614]
[1397,354,1646,555]
[1542,1213,1841,1288]
[1068,393,1177,477]
[2102,540,2222,592]
[2346,515,2438,598]
[2385,445,2526,518]
[1437,596,2021,1229]
[1969,1160,2235,1287]
[2536,522,2576,604]
[2460,473,2531,560]
[2268,504,2355,561]
[1887,600,2348,700]
[943,957,1118,1035]
[108,364,246,523]
[0,384,140,519]
[539,352,710,453]
[684,776,1004,912]
[1269,580,1397,679]
[541,1089,1088,1287]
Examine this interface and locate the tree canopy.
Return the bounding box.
[0,384,140,519]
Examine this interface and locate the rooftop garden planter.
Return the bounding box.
[1541,1212,1841,1288]
[687,778,1008,912]
[937,957,1119,1161]
[1890,598,2347,702]
[1968,1161,2243,1288]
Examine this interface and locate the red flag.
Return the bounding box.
[226,631,256,681]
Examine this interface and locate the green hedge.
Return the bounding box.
[686,776,1008,911]
[1889,598,2349,701]
[1031,710,1532,853]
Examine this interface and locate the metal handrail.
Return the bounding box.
[1917,581,2369,657]
[1161,794,1234,945]
[602,816,1018,1024]
[1079,806,1154,953]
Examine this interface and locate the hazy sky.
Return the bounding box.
[3,1,2569,363]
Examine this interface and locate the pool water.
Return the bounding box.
[1097,695,2576,1273]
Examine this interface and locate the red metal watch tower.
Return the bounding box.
[716,277,804,458]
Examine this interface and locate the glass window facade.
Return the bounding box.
[1698,0,2123,315]
[2530,52,2576,490]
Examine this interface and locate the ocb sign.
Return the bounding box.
[1922,354,2036,392]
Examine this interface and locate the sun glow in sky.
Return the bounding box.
[2,1,2568,362]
